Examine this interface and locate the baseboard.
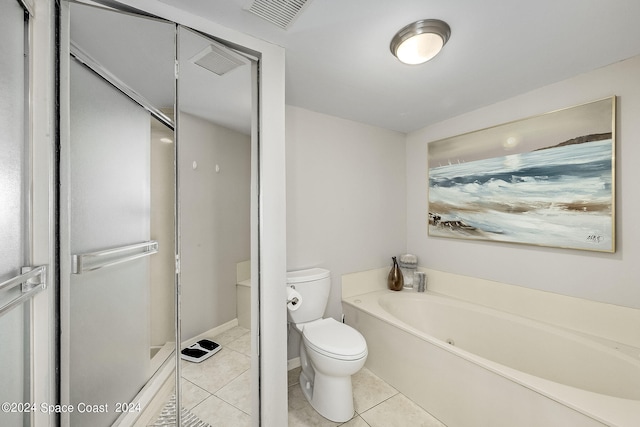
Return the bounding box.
[150,341,176,374]
[287,357,301,371]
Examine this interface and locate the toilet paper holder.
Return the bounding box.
[287,285,300,307]
[287,296,300,306]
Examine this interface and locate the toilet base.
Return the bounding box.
[299,370,355,422]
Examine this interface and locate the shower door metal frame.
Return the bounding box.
[0,2,54,427]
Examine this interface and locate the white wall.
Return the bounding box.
[406,54,640,310]
[150,118,175,347]
[286,105,407,323]
[180,113,251,340]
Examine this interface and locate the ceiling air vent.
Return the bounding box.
[245,0,313,30]
[190,44,246,76]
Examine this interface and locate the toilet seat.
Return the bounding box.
[303,318,367,361]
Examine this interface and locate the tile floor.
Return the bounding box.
[158,326,446,427]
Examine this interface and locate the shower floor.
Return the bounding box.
[148,394,210,427]
[148,325,252,426]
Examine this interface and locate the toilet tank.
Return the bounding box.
[287,268,331,324]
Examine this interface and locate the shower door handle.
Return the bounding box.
[72,241,158,274]
[0,265,47,318]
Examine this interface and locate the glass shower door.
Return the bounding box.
[66,59,154,426]
[62,3,176,426]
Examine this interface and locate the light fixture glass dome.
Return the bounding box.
[390,19,451,65]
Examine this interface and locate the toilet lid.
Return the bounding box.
[303,318,367,361]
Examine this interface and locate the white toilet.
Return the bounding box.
[287,268,368,422]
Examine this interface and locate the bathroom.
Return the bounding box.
[2,0,640,426]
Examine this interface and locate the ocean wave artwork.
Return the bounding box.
[427,98,615,252]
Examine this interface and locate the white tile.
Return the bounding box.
[215,370,252,415]
[212,326,249,345]
[288,384,344,427]
[288,383,311,412]
[181,347,250,394]
[288,366,302,388]
[181,378,211,410]
[340,415,371,427]
[177,330,440,427]
[226,331,251,356]
[190,395,251,427]
[351,368,398,414]
[360,394,446,427]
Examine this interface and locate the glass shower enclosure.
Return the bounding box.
[59,2,258,425]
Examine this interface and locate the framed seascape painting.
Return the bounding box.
[427,97,616,252]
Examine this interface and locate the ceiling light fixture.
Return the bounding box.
[390,19,451,65]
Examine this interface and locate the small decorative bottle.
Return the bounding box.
[387,256,404,291]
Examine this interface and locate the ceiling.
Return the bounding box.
[71,2,253,135]
[74,0,640,135]
[149,0,640,134]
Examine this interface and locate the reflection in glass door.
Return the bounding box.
[176,26,254,426]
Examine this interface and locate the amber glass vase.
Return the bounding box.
[387,256,404,291]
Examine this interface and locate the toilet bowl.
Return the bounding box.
[287,268,368,422]
[297,318,367,421]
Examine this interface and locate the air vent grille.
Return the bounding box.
[246,0,312,29]
[190,45,245,76]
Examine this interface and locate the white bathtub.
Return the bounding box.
[342,290,640,427]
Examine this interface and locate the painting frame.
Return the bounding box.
[427,96,616,253]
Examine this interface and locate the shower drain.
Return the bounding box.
[149,394,210,427]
